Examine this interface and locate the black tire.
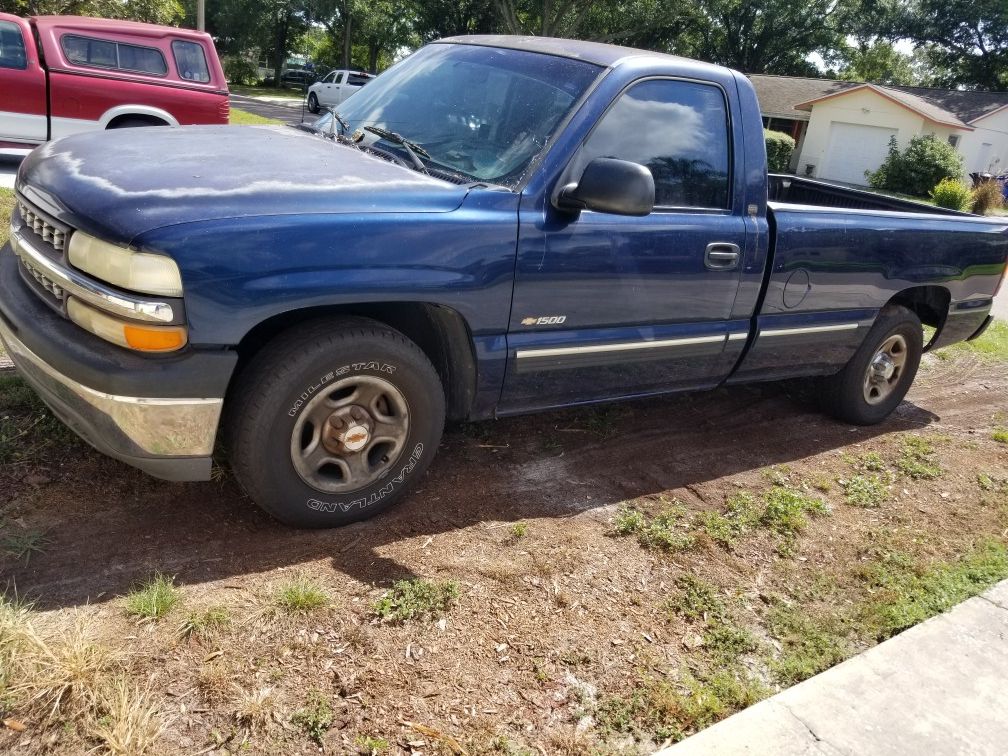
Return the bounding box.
[225,317,445,528]
[107,118,162,129]
[307,92,319,114]
[820,305,923,425]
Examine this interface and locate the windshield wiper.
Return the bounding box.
[363,126,429,173]
[323,108,350,138]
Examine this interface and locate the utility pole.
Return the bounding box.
[198,0,205,31]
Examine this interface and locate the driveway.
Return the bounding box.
[229,92,313,124]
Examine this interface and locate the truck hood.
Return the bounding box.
[16,125,471,243]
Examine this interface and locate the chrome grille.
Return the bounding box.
[20,255,66,301]
[18,199,67,252]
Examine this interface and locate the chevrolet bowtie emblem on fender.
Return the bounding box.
[521,315,567,326]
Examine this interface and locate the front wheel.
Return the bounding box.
[820,305,923,425]
[225,317,445,528]
[307,92,319,114]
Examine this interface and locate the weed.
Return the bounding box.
[842,474,890,507]
[233,686,275,730]
[583,407,618,438]
[854,451,887,472]
[760,487,829,535]
[373,579,459,623]
[810,475,833,493]
[993,428,1008,444]
[3,529,49,563]
[178,607,230,640]
[768,604,849,685]
[665,575,726,622]
[612,507,646,536]
[699,492,759,548]
[511,522,528,539]
[639,507,694,552]
[292,691,334,745]
[274,576,329,613]
[896,435,942,479]
[702,623,758,664]
[124,574,179,621]
[762,465,792,486]
[88,677,165,755]
[355,735,390,754]
[977,473,996,491]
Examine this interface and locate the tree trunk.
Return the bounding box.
[368,40,379,73]
[342,16,353,69]
[273,14,288,88]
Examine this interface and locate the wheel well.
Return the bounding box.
[232,303,478,421]
[106,114,168,129]
[885,286,950,348]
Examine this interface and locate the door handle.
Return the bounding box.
[705,243,741,271]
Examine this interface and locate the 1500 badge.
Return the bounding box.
[521,315,567,326]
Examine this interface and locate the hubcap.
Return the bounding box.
[863,334,907,405]
[290,375,409,493]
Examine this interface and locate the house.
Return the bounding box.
[749,75,1008,185]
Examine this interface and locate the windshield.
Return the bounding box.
[331,43,601,187]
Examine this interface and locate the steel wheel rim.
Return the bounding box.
[863,333,908,405]
[290,375,409,493]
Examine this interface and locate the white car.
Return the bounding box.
[306,69,375,113]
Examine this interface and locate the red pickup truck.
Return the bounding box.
[0,14,228,151]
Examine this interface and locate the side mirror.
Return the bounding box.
[555,158,655,216]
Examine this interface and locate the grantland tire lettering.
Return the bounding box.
[306,442,423,513]
[287,362,396,417]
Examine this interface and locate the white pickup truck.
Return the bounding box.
[305,69,375,113]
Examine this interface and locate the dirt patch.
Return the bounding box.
[1,351,1007,754]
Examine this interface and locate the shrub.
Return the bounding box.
[764,129,796,173]
[929,178,972,211]
[867,135,963,198]
[971,179,1004,215]
[223,56,261,86]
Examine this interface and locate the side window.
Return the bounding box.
[171,40,210,83]
[61,35,167,76]
[334,71,344,84]
[580,79,731,209]
[0,21,27,70]
[321,71,335,83]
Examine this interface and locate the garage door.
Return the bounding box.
[821,122,897,185]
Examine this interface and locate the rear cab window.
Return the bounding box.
[347,73,372,86]
[0,20,27,69]
[171,40,210,83]
[61,34,167,76]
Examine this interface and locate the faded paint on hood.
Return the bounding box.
[16,125,470,244]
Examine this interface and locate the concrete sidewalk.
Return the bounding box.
[659,579,1008,755]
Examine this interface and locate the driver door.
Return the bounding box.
[500,78,749,412]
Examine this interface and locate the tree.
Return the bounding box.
[493,0,600,37]
[902,0,1008,90]
[829,39,920,85]
[412,0,498,41]
[2,0,183,23]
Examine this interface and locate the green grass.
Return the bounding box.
[510,522,528,539]
[613,503,694,552]
[895,435,942,480]
[230,84,305,100]
[292,691,333,745]
[229,107,283,126]
[993,428,1008,444]
[372,579,459,623]
[178,607,230,640]
[937,319,1008,362]
[862,539,1008,639]
[665,575,726,621]
[1,188,13,246]
[124,574,180,620]
[699,492,759,548]
[274,576,329,613]
[760,486,829,535]
[354,735,389,754]
[613,507,646,536]
[842,474,890,507]
[768,604,849,685]
[0,374,81,464]
[2,529,49,563]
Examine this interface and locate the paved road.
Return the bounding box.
[660,579,1008,756]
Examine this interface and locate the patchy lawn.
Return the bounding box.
[1,187,13,245]
[229,108,283,126]
[231,85,305,100]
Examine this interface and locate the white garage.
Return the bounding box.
[821,122,897,185]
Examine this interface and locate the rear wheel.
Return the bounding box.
[226,317,445,527]
[307,92,319,114]
[820,305,923,425]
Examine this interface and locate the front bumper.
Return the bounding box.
[0,242,235,481]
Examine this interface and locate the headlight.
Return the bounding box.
[68,231,183,297]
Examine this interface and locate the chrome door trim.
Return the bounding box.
[759,323,859,338]
[516,334,726,360]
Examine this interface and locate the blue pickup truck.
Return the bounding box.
[2,36,1007,527]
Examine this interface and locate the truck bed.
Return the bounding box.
[767,174,969,216]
